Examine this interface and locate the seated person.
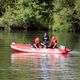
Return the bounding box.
[48,36,57,48]
[32,37,40,48]
[41,32,49,48]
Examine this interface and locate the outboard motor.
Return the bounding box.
[59,45,71,53]
[59,45,65,50]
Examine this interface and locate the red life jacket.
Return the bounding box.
[34,38,40,46]
[50,38,57,46]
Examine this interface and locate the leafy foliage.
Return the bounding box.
[0,0,80,31]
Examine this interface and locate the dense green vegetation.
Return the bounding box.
[0,0,80,31]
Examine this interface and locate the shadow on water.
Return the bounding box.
[10,52,80,80]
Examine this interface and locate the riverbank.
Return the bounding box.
[0,26,80,32]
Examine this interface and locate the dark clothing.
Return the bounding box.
[43,35,49,47]
[32,43,39,48]
[48,44,57,48]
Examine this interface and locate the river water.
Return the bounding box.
[0,30,80,80]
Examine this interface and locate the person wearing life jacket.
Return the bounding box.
[48,36,57,48]
[41,32,49,48]
[33,37,40,48]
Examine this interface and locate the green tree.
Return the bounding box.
[0,0,80,31]
[0,0,54,30]
[53,0,74,31]
[71,0,80,31]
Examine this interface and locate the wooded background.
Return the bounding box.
[0,0,80,31]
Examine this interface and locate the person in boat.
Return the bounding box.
[32,37,41,48]
[41,32,49,48]
[48,35,57,48]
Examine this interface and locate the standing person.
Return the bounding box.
[41,32,49,48]
[32,37,40,48]
[48,35,57,48]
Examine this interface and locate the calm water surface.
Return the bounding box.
[0,30,80,80]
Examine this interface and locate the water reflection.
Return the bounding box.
[11,53,35,63]
[11,53,79,80]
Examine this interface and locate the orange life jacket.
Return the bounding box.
[50,38,57,46]
[34,38,40,46]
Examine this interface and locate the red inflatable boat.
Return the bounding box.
[10,42,70,54]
